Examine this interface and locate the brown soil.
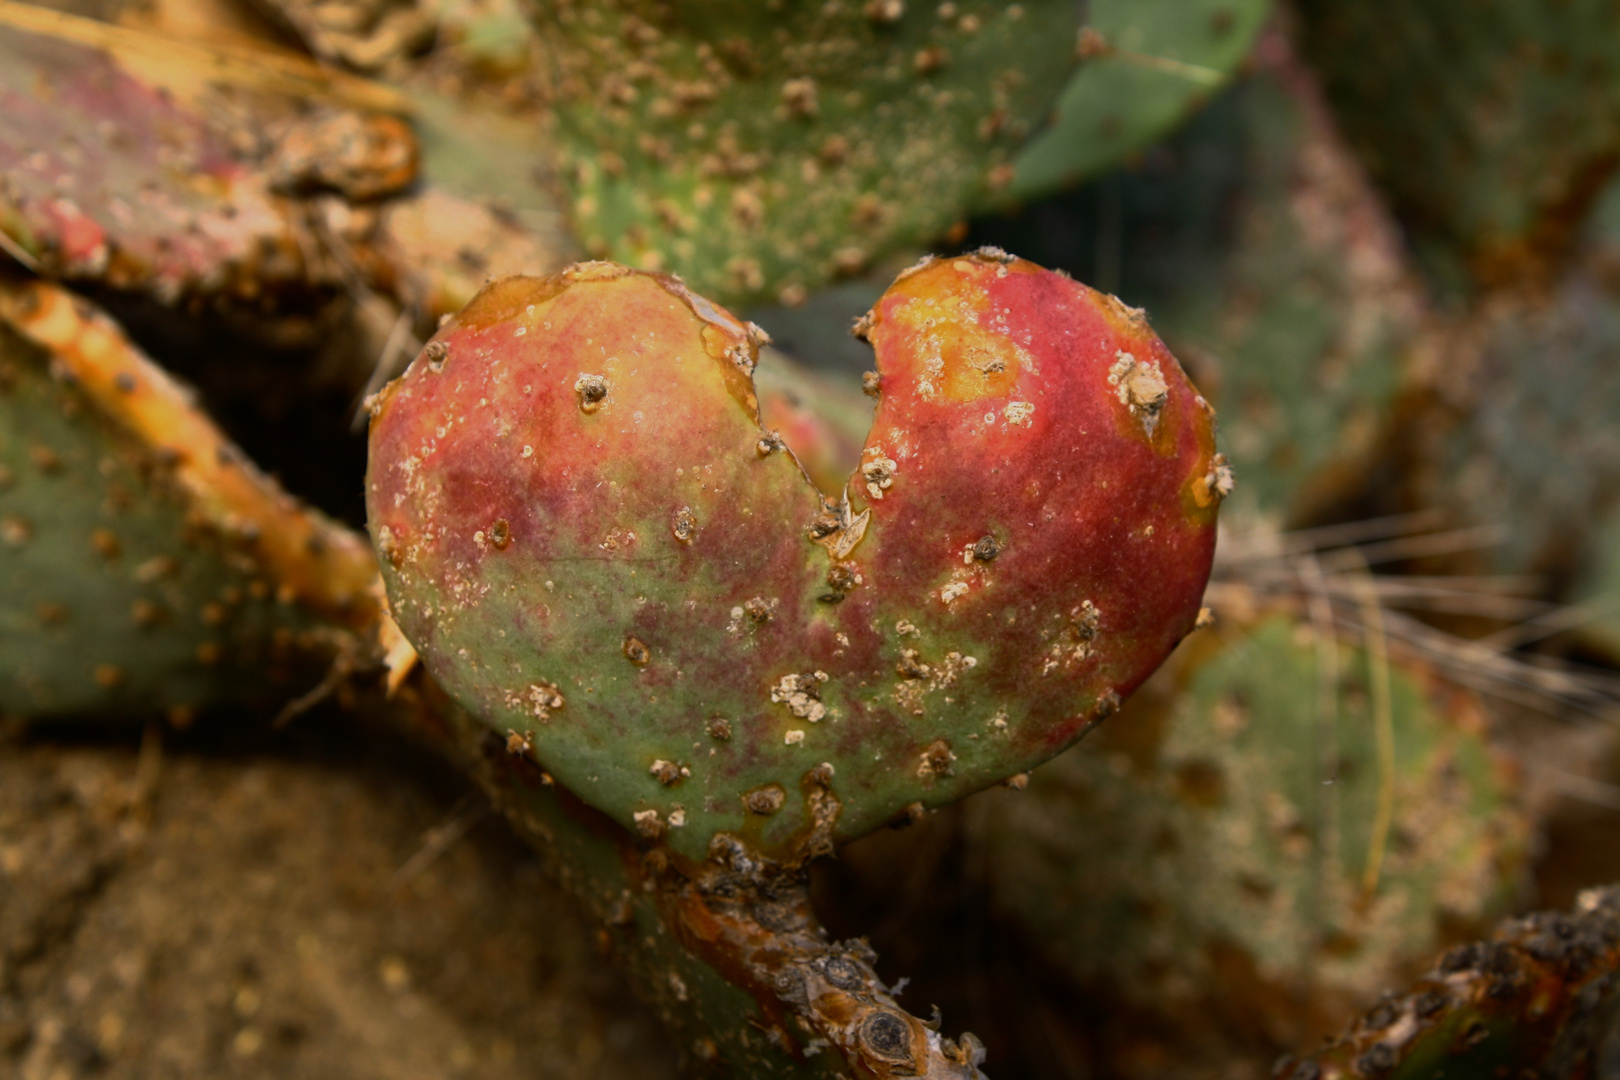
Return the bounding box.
[0,712,678,1080]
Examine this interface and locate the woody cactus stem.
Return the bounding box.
[366,254,1222,862]
[1282,886,1620,1080]
[408,679,988,1079]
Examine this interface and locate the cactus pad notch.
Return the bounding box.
[367,254,1223,861]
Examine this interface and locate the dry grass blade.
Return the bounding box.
[352,306,421,430]
[0,229,40,273]
[1314,523,1508,572]
[1212,518,1620,723]
[1533,766,1620,811]
[1348,558,1396,905]
[1301,554,1341,918]
[0,0,411,114]
[391,792,490,886]
[1477,599,1620,651]
[1217,509,1450,564]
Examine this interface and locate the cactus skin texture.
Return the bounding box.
[0,279,374,719]
[0,3,575,325]
[531,1,1079,306]
[408,681,988,1080]
[1281,886,1620,1080]
[983,611,1527,1061]
[1147,52,1423,527]
[1005,0,1269,202]
[0,2,418,304]
[1292,0,1620,292]
[367,254,1222,862]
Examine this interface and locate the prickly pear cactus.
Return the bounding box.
[983,612,1527,1043]
[0,281,374,719]
[1292,0,1620,290]
[1147,59,1423,526]
[1285,886,1620,1080]
[1399,261,1620,576]
[1005,0,1270,202]
[366,253,1223,861]
[0,2,416,303]
[532,1,1079,305]
[408,682,987,1080]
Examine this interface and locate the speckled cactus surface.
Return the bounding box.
[367,253,1223,860]
[984,611,1527,1047]
[532,0,1079,305]
[1286,886,1620,1080]
[0,1,416,303]
[0,279,374,719]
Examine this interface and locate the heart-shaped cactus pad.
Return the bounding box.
[367,253,1224,862]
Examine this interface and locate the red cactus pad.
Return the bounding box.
[367,255,1223,862]
[850,251,1224,764]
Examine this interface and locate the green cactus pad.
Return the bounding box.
[1293,0,1620,290]
[367,255,1221,861]
[1005,0,1269,203]
[531,0,1079,306]
[0,305,338,719]
[1146,65,1422,526]
[1400,262,1620,575]
[984,613,1527,1029]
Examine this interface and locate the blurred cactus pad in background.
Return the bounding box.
[6,1,1620,1079]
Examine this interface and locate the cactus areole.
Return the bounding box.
[366,254,1223,861]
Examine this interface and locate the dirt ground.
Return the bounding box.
[0,712,679,1080]
[6,700,1620,1080]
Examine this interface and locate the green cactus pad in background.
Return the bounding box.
[1287,886,1620,1080]
[1146,63,1423,527]
[0,280,374,720]
[1005,0,1270,203]
[984,613,1527,1050]
[1397,261,1620,578]
[1292,0,1620,292]
[367,254,1222,861]
[531,0,1078,307]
